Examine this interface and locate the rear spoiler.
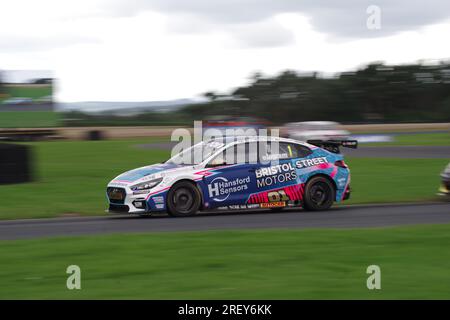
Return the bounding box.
[307,139,358,154]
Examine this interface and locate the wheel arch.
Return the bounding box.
[168,178,205,209]
[305,173,337,192]
[303,173,337,211]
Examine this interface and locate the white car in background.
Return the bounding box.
[2,97,33,105]
[282,121,350,142]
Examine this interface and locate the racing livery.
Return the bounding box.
[438,162,450,196]
[106,137,357,217]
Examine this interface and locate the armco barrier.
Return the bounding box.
[0,143,33,184]
[0,128,60,141]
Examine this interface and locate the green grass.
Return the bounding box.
[365,132,450,146]
[0,111,60,128]
[1,224,450,299]
[0,139,168,219]
[1,85,52,102]
[0,139,447,219]
[344,157,446,204]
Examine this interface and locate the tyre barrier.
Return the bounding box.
[0,143,34,184]
[86,130,104,141]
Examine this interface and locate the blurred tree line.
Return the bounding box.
[183,61,450,124]
[63,110,189,127]
[64,61,450,126]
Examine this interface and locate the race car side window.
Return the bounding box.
[207,150,227,167]
[235,142,258,164]
[286,143,313,158]
[259,142,312,162]
[207,142,258,166]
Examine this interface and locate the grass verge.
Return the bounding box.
[1,224,450,299]
[344,157,446,204]
[0,111,60,128]
[0,139,168,219]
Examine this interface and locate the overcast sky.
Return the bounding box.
[1,0,450,102]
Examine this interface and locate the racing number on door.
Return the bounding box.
[267,190,289,202]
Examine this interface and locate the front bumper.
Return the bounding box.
[109,203,131,213]
[438,175,450,196]
[106,186,148,214]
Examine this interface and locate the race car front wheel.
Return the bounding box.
[303,176,335,211]
[167,181,202,217]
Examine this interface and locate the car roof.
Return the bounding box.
[287,121,339,126]
[205,135,313,148]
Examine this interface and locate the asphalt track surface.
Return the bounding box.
[1,202,449,240]
[138,143,450,159]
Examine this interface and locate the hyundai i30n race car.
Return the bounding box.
[438,162,450,196]
[106,137,357,217]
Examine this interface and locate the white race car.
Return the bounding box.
[282,121,350,142]
[106,136,356,217]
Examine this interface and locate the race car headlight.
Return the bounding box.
[131,178,163,191]
[444,164,450,174]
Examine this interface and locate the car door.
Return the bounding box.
[247,141,312,207]
[202,142,259,209]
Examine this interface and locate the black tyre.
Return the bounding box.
[167,181,202,217]
[303,176,335,211]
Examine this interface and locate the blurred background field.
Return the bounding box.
[364,132,450,146]
[1,225,450,299]
[0,84,52,103]
[0,111,60,128]
[0,135,447,220]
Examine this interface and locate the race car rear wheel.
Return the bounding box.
[167,181,202,217]
[303,176,335,211]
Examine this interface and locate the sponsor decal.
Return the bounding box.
[261,153,288,161]
[155,204,165,209]
[337,177,347,188]
[208,176,250,202]
[255,163,297,188]
[152,196,164,204]
[248,185,304,204]
[217,204,261,210]
[141,173,164,182]
[260,202,286,208]
[267,190,289,202]
[295,157,329,169]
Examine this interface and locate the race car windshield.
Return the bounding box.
[304,123,338,131]
[166,141,225,165]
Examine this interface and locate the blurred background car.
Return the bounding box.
[281,121,350,142]
[204,115,269,136]
[439,162,450,196]
[2,97,33,105]
[35,95,53,104]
